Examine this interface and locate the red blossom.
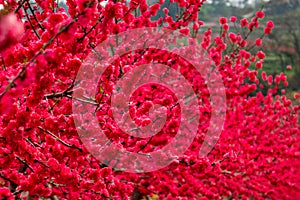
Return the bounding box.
[179,27,190,35]
[255,38,262,46]
[286,65,292,70]
[255,10,265,19]
[0,1,299,200]
[230,16,237,22]
[266,20,274,28]
[256,50,266,59]
[255,61,263,69]
[219,17,227,25]
[240,18,248,27]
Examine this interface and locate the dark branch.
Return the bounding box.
[37,126,83,152]
[24,8,40,39]
[15,155,34,172]
[77,16,104,42]
[26,0,45,31]
[14,0,27,14]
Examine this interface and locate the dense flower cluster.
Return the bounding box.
[0,0,299,199]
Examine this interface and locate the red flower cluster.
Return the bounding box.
[0,0,299,199]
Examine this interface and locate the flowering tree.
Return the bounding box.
[0,0,299,199]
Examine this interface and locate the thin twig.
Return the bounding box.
[15,155,34,172]
[48,181,66,187]
[37,126,83,152]
[44,80,75,99]
[136,136,153,153]
[44,90,73,99]
[77,16,104,42]
[1,56,6,71]
[0,173,18,186]
[13,190,24,196]
[14,0,27,14]
[24,8,40,39]
[34,159,50,168]
[26,0,45,31]
[24,137,43,149]
[67,95,99,105]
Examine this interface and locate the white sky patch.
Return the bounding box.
[100,0,108,7]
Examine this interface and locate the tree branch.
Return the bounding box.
[44,80,75,99]
[37,126,83,152]
[15,155,34,172]
[44,90,73,99]
[24,8,41,39]
[26,0,45,31]
[14,0,27,14]
[67,95,99,105]
[0,173,18,186]
[77,16,104,42]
